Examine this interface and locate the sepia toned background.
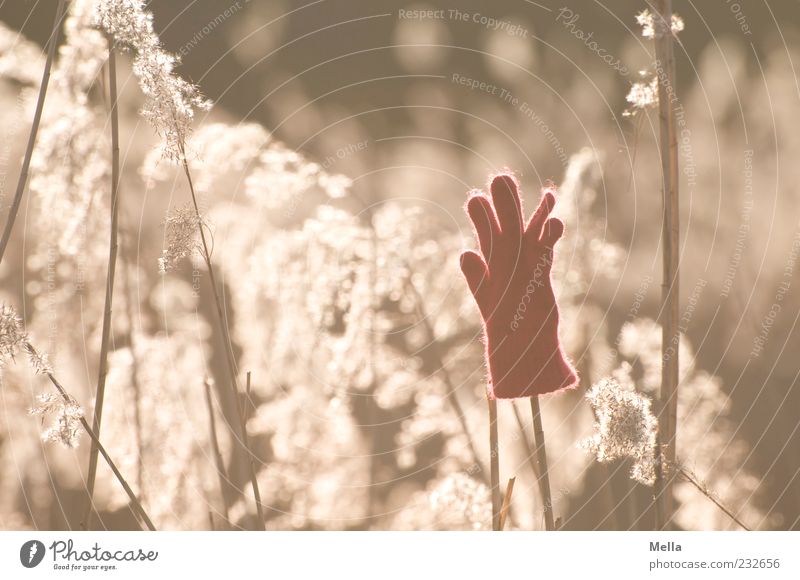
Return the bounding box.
[0,0,798,530]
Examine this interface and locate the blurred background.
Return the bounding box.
[0,0,798,530]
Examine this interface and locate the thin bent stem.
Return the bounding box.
[654,0,681,530]
[0,0,67,264]
[678,467,751,531]
[653,429,666,528]
[26,343,156,531]
[83,37,122,531]
[204,377,231,530]
[178,149,265,529]
[237,371,265,524]
[487,395,501,531]
[499,477,516,531]
[407,276,518,527]
[531,396,555,530]
[512,401,539,480]
[514,400,563,529]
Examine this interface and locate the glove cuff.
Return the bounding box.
[488,344,579,399]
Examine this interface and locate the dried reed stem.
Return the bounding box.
[237,371,265,526]
[26,343,156,530]
[499,477,516,530]
[83,37,121,530]
[653,433,666,527]
[487,395,501,531]
[512,401,540,475]
[531,396,555,530]
[513,401,548,528]
[654,0,680,530]
[204,377,231,529]
[177,145,265,530]
[678,467,751,531]
[0,0,67,263]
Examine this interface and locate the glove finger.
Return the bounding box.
[539,217,565,247]
[490,174,523,241]
[467,195,499,261]
[460,250,490,316]
[525,188,555,241]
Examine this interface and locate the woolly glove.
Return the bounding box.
[460,174,578,399]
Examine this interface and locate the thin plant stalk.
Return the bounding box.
[237,371,265,526]
[531,396,555,530]
[678,467,751,531]
[512,400,545,524]
[513,401,545,527]
[653,430,666,527]
[487,395,501,531]
[499,477,516,530]
[408,276,520,528]
[653,0,680,530]
[0,0,67,264]
[83,36,122,531]
[176,143,265,530]
[204,377,231,530]
[512,402,538,480]
[26,343,156,530]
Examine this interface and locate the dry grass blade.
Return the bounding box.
[653,0,681,530]
[0,0,67,263]
[678,467,751,531]
[176,143,265,529]
[531,396,555,530]
[499,477,516,530]
[488,394,501,531]
[653,431,666,527]
[84,36,122,531]
[240,371,266,526]
[204,377,231,530]
[26,343,156,531]
[512,402,538,481]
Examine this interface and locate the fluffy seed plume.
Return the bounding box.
[636,9,685,39]
[582,375,659,485]
[29,393,84,448]
[624,75,659,116]
[23,344,53,375]
[94,0,212,160]
[158,205,205,273]
[0,304,27,366]
[0,304,54,375]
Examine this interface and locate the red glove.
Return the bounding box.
[460,174,578,399]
